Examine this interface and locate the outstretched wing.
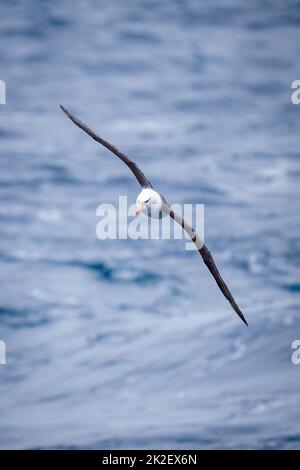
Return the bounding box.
[162,203,248,325]
[60,105,153,189]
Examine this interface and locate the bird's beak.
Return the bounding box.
[136,202,144,216]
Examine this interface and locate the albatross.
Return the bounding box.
[60,105,248,326]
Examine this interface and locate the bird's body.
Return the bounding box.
[136,188,165,219]
[60,105,248,326]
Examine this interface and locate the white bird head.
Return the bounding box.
[136,188,163,219]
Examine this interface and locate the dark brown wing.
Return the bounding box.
[162,203,248,326]
[60,105,153,189]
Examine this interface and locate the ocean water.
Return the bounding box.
[0,0,300,450]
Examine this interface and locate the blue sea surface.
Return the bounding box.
[0,0,300,449]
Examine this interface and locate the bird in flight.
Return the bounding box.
[60,105,248,326]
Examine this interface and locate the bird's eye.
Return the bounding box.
[144,198,151,203]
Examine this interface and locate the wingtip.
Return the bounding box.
[59,104,67,114]
[234,303,248,326]
[239,312,248,326]
[231,298,248,326]
[59,105,74,121]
